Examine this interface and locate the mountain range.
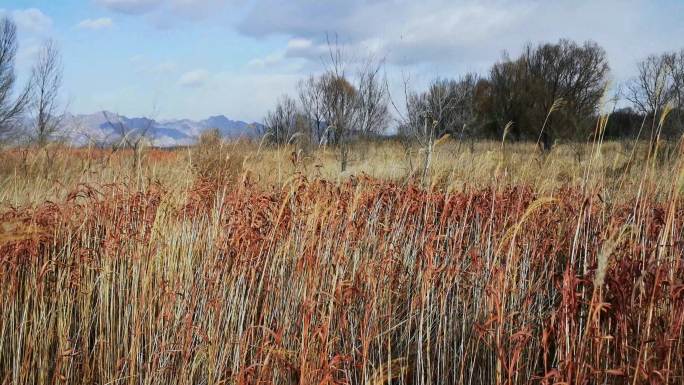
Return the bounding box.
[62,112,264,147]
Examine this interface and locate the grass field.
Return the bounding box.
[0,138,683,384]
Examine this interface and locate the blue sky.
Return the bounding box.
[2,0,683,122]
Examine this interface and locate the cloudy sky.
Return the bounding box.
[1,0,683,122]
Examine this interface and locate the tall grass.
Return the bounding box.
[0,138,682,384]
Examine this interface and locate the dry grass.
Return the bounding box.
[0,137,682,384]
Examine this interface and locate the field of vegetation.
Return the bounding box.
[1,135,682,385]
[1,9,684,383]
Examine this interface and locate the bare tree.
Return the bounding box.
[319,73,358,144]
[395,75,446,184]
[297,75,326,144]
[0,16,31,143]
[320,72,358,171]
[319,37,359,171]
[626,51,684,148]
[264,34,391,171]
[30,40,63,146]
[104,112,154,150]
[103,111,155,181]
[356,56,389,136]
[264,95,299,145]
[400,74,479,140]
[424,79,457,139]
[395,75,423,140]
[665,50,684,130]
[626,53,674,118]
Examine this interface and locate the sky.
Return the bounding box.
[1,0,683,122]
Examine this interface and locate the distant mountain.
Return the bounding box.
[201,115,256,137]
[62,111,264,147]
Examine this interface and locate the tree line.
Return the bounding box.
[263,38,390,170]
[2,12,683,154]
[264,38,684,156]
[0,16,63,147]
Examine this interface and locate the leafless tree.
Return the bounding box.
[320,74,358,141]
[297,75,325,144]
[104,112,154,150]
[103,111,155,180]
[318,36,360,171]
[320,73,358,171]
[0,17,31,143]
[356,56,389,136]
[395,76,424,140]
[264,94,299,145]
[395,75,445,184]
[626,53,674,118]
[264,34,391,171]
[626,51,684,147]
[30,40,63,146]
[400,74,478,141]
[665,50,684,129]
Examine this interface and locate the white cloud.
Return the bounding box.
[0,8,53,69]
[234,0,684,83]
[96,0,163,14]
[177,69,210,87]
[152,61,178,74]
[169,0,233,18]
[76,17,114,30]
[15,40,43,67]
[130,55,178,76]
[214,0,684,121]
[283,38,328,61]
[51,0,684,122]
[237,1,532,68]
[169,71,300,121]
[247,54,282,69]
[246,48,308,70]
[129,55,146,65]
[0,8,53,34]
[96,0,235,20]
[286,38,312,51]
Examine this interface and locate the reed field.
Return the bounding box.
[0,137,683,384]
